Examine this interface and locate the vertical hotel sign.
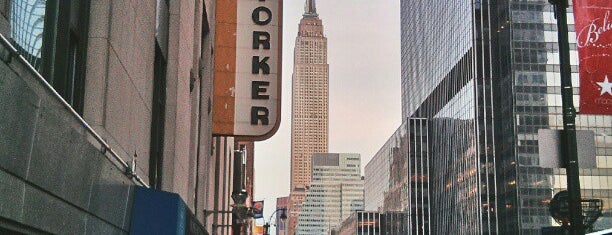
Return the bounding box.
[574,0,612,115]
[214,0,283,140]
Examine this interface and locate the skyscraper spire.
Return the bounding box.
[304,0,318,17]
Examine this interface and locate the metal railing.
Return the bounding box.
[586,228,612,235]
[0,32,149,188]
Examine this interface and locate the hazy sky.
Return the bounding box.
[253,0,401,228]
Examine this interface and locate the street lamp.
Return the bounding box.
[263,208,287,235]
[550,191,603,233]
[202,148,252,235]
[231,148,249,235]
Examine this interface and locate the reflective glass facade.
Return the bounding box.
[384,123,408,213]
[493,1,612,234]
[364,119,431,235]
[398,0,612,234]
[334,212,380,235]
[364,136,391,212]
[400,0,473,119]
[406,118,430,235]
[333,212,409,235]
[401,0,497,234]
[365,122,406,214]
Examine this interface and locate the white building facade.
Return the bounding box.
[296,153,364,234]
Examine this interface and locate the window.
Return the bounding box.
[9,0,46,67]
[149,0,169,189]
[149,43,167,189]
[8,0,91,114]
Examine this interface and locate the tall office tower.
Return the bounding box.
[397,0,612,234]
[490,2,612,233]
[289,0,329,234]
[296,153,364,234]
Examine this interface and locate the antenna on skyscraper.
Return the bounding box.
[304,0,318,17]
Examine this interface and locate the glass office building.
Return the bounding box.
[332,212,409,235]
[492,1,612,233]
[333,212,382,235]
[364,118,430,235]
[400,0,496,233]
[364,137,391,212]
[399,0,612,234]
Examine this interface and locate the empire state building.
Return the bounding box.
[289,0,329,233]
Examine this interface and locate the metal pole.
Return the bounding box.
[548,0,584,234]
[232,150,244,235]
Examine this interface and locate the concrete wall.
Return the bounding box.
[206,136,235,235]
[0,42,134,234]
[84,0,219,218]
[83,0,157,184]
[1,0,243,233]
[0,0,8,36]
[162,0,196,207]
[196,0,217,223]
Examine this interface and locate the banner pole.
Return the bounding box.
[549,0,584,234]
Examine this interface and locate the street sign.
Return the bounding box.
[213,0,283,141]
[253,200,264,219]
[538,129,596,168]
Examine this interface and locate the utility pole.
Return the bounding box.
[548,0,584,234]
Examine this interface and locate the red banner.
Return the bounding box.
[573,0,612,115]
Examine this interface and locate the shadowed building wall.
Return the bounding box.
[0,0,247,234]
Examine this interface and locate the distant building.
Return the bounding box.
[296,153,364,234]
[289,0,330,234]
[276,196,289,235]
[332,211,409,235]
[334,212,381,235]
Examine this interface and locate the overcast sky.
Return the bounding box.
[253,0,401,229]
